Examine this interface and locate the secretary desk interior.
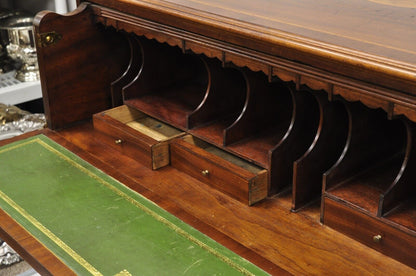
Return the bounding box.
[1,0,416,274]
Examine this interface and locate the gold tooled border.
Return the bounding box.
[0,138,102,275]
[0,190,102,275]
[0,137,258,276]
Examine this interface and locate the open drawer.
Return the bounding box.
[93,105,184,169]
[170,135,268,205]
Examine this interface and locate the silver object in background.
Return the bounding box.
[0,240,22,267]
[0,8,18,73]
[0,16,39,82]
[0,103,46,140]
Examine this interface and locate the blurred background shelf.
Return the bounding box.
[0,71,41,105]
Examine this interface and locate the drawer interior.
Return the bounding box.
[104,105,183,142]
[181,135,265,175]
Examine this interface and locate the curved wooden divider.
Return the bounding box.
[267,88,320,195]
[188,57,246,146]
[224,69,293,168]
[104,32,416,219]
[379,119,416,217]
[123,36,208,130]
[323,101,406,215]
[111,34,143,107]
[292,92,349,211]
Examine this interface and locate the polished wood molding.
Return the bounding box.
[90,3,416,124]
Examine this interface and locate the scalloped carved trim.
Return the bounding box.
[94,4,416,123]
[333,86,390,112]
[394,104,416,122]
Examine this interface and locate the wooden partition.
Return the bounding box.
[267,88,320,195]
[321,102,416,268]
[110,35,143,107]
[323,102,406,215]
[224,69,294,169]
[322,113,416,218]
[123,37,208,130]
[188,58,246,146]
[292,93,349,211]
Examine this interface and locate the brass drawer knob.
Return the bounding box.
[201,169,209,176]
[373,234,382,243]
[115,139,123,144]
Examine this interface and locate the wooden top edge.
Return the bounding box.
[83,0,416,79]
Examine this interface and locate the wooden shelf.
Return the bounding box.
[123,37,208,130]
[323,102,408,215]
[226,127,287,168]
[292,94,349,211]
[386,200,416,232]
[328,154,404,215]
[124,83,206,129]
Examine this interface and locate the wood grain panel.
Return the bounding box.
[34,3,130,129]
[323,197,416,270]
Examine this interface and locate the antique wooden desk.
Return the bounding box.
[1,0,416,274]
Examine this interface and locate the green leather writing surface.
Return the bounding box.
[0,135,268,275]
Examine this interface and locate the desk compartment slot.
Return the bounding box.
[110,35,143,107]
[224,70,321,195]
[323,102,406,215]
[321,102,416,268]
[267,88,320,195]
[292,93,349,211]
[123,37,208,130]
[224,69,294,169]
[379,120,416,216]
[188,57,247,146]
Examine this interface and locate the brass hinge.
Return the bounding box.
[37,31,62,48]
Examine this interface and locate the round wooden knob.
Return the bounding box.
[373,234,382,243]
[201,169,209,176]
[115,139,123,144]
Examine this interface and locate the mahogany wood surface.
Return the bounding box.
[88,1,416,123]
[110,35,142,107]
[93,111,156,169]
[123,37,208,130]
[380,121,416,216]
[34,4,130,129]
[292,93,349,211]
[170,135,267,205]
[323,102,405,192]
[323,197,416,270]
[187,57,246,135]
[27,123,415,275]
[84,0,416,98]
[268,89,320,195]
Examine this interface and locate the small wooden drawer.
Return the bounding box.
[93,105,184,169]
[170,135,268,205]
[323,197,416,269]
